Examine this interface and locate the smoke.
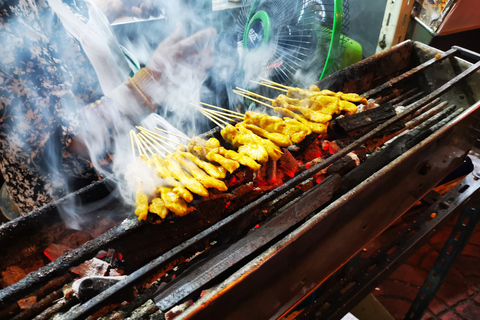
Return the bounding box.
[0,0,313,227]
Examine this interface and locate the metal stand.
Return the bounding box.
[283,165,480,320]
[405,191,480,320]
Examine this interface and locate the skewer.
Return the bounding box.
[137,133,156,158]
[130,130,137,158]
[190,103,226,128]
[137,126,180,147]
[142,130,177,151]
[199,101,244,117]
[199,107,237,123]
[139,131,172,156]
[251,80,288,92]
[259,77,292,90]
[201,107,244,120]
[235,87,275,102]
[200,109,225,128]
[134,133,148,158]
[232,90,273,109]
[154,127,191,141]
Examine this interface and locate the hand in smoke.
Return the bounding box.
[146,25,217,84]
[91,0,161,22]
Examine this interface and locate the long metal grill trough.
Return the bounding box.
[1,40,480,320]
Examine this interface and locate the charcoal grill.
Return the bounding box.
[2,40,480,320]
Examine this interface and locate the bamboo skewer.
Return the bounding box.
[199,108,238,123]
[203,108,244,120]
[130,130,137,158]
[259,77,292,90]
[154,128,190,141]
[190,103,229,128]
[135,133,148,158]
[235,87,274,102]
[199,101,244,117]
[140,130,173,156]
[251,80,288,92]
[136,126,180,147]
[137,133,156,158]
[232,90,273,109]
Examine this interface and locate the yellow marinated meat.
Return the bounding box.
[286,87,315,99]
[309,84,321,92]
[244,111,286,133]
[135,190,149,221]
[242,123,292,147]
[206,150,241,173]
[164,156,209,197]
[338,99,358,114]
[284,104,332,123]
[243,111,310,144]
[149,197,168,219]
[221,124,268,162]
[158,186,188,216]
[339,93,368,105]
[152,154,193,203]
[180,151,226,179]
[236,124,282,161]
[306,95,341,115]
[274,107,328,134]
[273,94,301,108]
[282,118,311,143]
[216,146,261,171]
[172,153,228,192]
[206,137,221,148]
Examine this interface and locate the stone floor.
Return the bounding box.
[372,216,480,320]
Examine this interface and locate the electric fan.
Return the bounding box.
[236,0,361,87]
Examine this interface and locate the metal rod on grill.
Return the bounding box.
[362,47,458,99]
[59,56,480,320]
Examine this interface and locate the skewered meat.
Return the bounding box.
[152,155,194,203]
[158,186,188,216]
[215,146,261,171]
[236,124,283,161]
[243,111,311,144]
[221,124,269,162]
[206,151,240,173]
[273,95,333,123]
[180,151,226,179]
[135,190,149,221]
[274,107,328,134]
[164,156,209,197]
[149,197,168,219]
[172,153,228,192]
[243,123,292,147]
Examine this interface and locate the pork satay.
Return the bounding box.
[244,111,311,144]
[206,150,240,174]
[302,95,340,115]
[172,153,228,192]
[274,107,328,134]
[236,124,283,161]
[221,124,269,162]
[158,186,188,216]
[164,155,209,197]
[215,146,261,171]
[149,197,169,219]
[338,99,358,114]
[242,123,292,147]
[180,151,226,179]
[282,118,311,143]
[244,111,287,133]
[339,92,367,105]
[152,154,194,203]
[135,190,149,221]
[206,137,221,148]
